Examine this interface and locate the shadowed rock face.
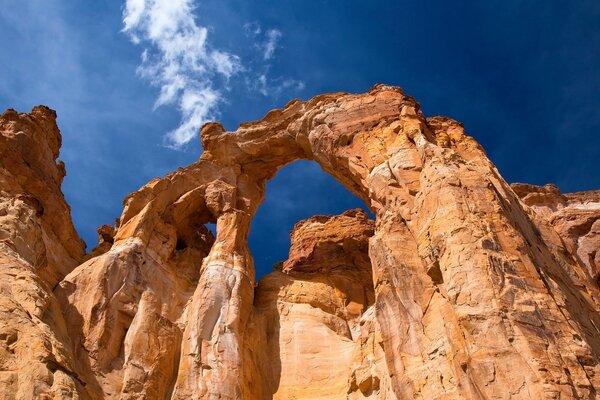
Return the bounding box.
[1,85,600,399]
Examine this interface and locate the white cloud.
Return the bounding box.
[123,4,304,147]
[263,29,281,60]
[244,23,282,61]
[257,74,268,96]
[242,23,304,97]
[167,87,218,145]
[243,22,262,36]
[271,78,305,97]
[122,0,240,148]
[252,74,304,98]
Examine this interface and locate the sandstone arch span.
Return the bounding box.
[1,86,600,399]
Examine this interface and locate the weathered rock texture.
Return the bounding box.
[249,209,391,399]
[0,107,87,398]
[513,183,600,286]
[1,85,600,399]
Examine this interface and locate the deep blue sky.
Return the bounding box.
[1,1,599,278]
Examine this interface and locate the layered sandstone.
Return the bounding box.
[1,85,600,399]
[513,183,600,285]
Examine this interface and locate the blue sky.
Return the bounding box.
[1,1,599,278]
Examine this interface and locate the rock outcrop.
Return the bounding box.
[1,85,600,399]
[513,183,600,286]
[0,107,87,398]
[249,209,390,399]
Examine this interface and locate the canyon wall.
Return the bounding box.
[0,107,87,398]
[1,86,600,399]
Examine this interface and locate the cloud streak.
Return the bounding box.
[242,23,304,98]
[122,0,240,148]
[263,29,281,60]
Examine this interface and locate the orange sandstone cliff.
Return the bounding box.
[1,86,599,399]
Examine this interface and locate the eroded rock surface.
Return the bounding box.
[2,86,600,399]
[248,209,391,399]
[513,183,600,285]
[0,107,87,398]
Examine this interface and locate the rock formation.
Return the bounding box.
[513,183,600,286]
[1,85,600,399]
[0,107,87,398]
[249,209,389,399]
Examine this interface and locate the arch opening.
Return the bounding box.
[249,159,374,280]
[245,159,383,400]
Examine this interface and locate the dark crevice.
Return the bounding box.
[427,260,444,285]
[175,238,187,251]
[46,359,87,387]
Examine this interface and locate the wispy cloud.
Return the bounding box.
[244,22,304,98]
[243,22,262,37]
[244,23,282,61]
[123,4,304,148]
[263,29,281,60]
[122,0,240,148]
[252,74,305,97]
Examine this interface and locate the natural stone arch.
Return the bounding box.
[167,85,600,398]
[58,85,600,399]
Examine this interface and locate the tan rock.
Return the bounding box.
[0,107,88,399]
[513,183,600,284]
[2,86,600,399]
[248,209,385,399]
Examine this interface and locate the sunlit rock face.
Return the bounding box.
[513,183,600,286]
[248,209,392,399]
[1,85,600,399]
[0,107,87,398]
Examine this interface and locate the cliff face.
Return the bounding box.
[249,209,389,399]
[1,86,600,399]
[0,107,86,398]
[513,183,600,285]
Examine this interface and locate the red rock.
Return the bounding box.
[2,86,600,399]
